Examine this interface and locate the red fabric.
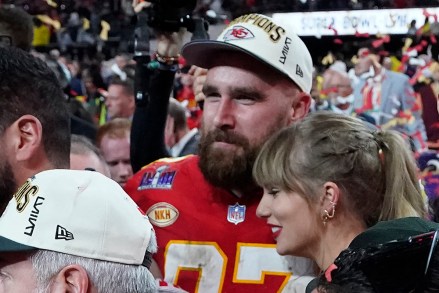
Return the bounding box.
[393,0,407,8]
[358,82,375,112]
[417,84,439,142]
[355,31,370,38]
[125,156,301,293]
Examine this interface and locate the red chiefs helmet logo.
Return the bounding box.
[222,26,255,41]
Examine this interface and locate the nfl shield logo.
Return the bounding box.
[227,203,246,225]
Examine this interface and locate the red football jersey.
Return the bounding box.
[125,155,314,293]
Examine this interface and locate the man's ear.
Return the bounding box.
[9,115,43,162]
[50,264,90,293]
[290,92,311,122]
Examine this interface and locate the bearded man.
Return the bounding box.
[125,13,316,292]
[0,46,70,214]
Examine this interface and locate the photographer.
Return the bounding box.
[130,0,204,172]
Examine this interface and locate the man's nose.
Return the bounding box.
[213,98,235,130]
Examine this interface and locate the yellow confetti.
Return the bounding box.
[100,20,110,41]
[322,52,334,66]
[36,15,61,30]
[351,55,359,64]
[403,38,413,52]
[45,0,58,8]
[83,18,90,30]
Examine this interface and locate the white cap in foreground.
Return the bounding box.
[0,169,154,267]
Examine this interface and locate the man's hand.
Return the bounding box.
[132,0,186,58]
[189,65,208,102]
[368,53,382,76]
[132,0,151,13]
[156,29,186,58]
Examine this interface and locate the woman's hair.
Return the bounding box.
[253,111,426,226]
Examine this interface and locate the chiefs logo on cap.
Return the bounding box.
[222,26,255,41]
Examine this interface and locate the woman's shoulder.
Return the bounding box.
[349,217,439,249]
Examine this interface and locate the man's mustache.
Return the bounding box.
[204,129,249,146]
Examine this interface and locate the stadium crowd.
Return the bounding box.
[0,0,439,292]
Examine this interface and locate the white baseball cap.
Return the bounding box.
[0,169,154,267]
[182,13,313,93]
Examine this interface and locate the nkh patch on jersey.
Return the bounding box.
[138,165,177,190]
[227,203,246,225]
[146,202,179,227]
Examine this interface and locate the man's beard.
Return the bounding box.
[0,160,17,215]
[198,128,262,191]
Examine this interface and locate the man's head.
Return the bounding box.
[322,68,354,113]
[0,169,157,293]
[354,47,382,77]
[70,134,111,177]
[165,98,190,149]
[97,118,133,186]
[105,77,135,120]
[0,46,70,212]
[181,13,312,191]
[0,6,33,51]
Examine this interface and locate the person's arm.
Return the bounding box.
[129,5,186,172]
[400,77,428,153]
[131,68,175,173]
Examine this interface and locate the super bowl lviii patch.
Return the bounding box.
[227,203,246,225]
[146,202,179,227]
[138,165,176,190]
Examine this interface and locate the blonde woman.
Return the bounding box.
[253,111,427,276]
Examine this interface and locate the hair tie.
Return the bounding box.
[373,131,388,164]
[373,131,389,149]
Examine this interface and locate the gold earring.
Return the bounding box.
[322,214,328,226]
[322,201,336,226]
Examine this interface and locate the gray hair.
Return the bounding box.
[71,134,111,176]
[30,231,158,293]
[71,134,102,157]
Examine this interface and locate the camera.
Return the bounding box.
[145,0,198,33]
[133,0,209,57]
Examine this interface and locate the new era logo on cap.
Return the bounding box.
[296,65,303,77]
[55,225,74,241]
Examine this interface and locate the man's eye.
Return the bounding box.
[204,95,221,103]
[0,271,10,280]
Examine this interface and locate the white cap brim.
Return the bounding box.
[182,40,279,72]
[180,14,313,93]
